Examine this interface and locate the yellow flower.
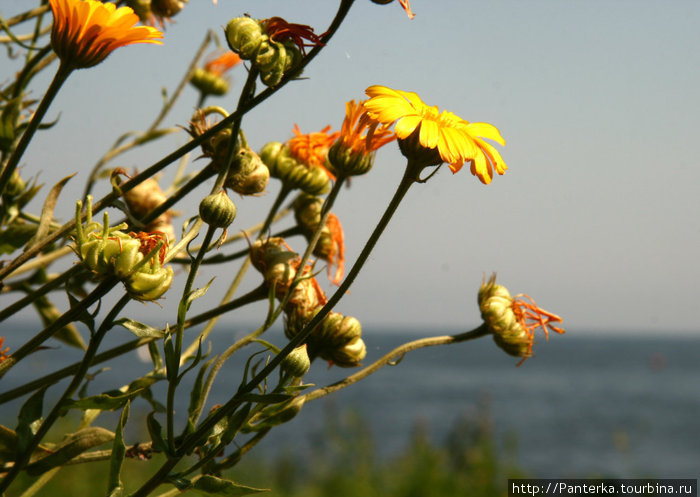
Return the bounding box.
[49,0,163,69]
[364,85,507,184]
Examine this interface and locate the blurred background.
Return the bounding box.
[2,0,699,490]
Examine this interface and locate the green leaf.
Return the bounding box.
[26,427,115,475]
[238,393,292,405]
[146,412,168,454]
[60,389,142,413]
[192,475,268,496]
[186,356,217,436]
[163,327,178,382]
[16,388,45,455]
[107,401,130,496]
[114,318,165,338]
[219,404,252,447]
[26,173,76,248]
[32,294,87,350]
[0,223,36,254]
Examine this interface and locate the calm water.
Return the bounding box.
[2,323,699,478]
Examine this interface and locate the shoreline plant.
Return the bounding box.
[0,1,564,495]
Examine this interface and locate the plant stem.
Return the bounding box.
[166,226,216,452]
[0,285,268,406]
[0,61,72,197]
[0,293,131,494]
[0,276,119,378]
[303,325,489,403]
[0,265,82,323]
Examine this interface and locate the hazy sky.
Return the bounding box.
[5,0,700,337]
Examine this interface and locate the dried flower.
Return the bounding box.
[478,274,564,365]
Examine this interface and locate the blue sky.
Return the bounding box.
[5,0,700,336]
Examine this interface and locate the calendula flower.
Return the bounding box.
[328,99,396,176]
[287,125,340,178]
[49,0,163,69]
[479,274,564,365]
[364,85,507,184]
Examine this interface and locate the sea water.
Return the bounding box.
[1,322,698,478]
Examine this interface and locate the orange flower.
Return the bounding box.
[49,0,163,69]
[323,214,345,285]
[0,337,10,363]
[339,100,396,156]
[287,124,340,179]
[397,0,416,19]
[203,51,242,77]
[262,17,326,55]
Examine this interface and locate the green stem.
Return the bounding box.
[0,61,72,197]
[166,226,216,452]
[132,155,414,497]
[0,276,119,378]
[0,293,131,494]
[128,1,357,492]
[0,265,83,323]
[0,14,332,282]
[302,325,489,403]
[0,285,268,406]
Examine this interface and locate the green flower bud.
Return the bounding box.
[255,39,282,72]
[285,309,365,368]
[478,274,565,364]
[328,140,375,177]
[199,190,237,229]
[225,17,264,60]
[281,344,311,378]
[73,198,174,301]
[125,264,174,301]
[327,336,367,368]
[190,67,230,96]
[260,142,330,194]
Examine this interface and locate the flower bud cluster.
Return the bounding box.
[187,110,270,195]
[225,17,309,87]
[260,141,330,195]
[478,274,564,364]
[250,238,366,368]
[293,193,345,284]
[73,197,174,301]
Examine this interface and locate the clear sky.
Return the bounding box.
[6,0,700,336]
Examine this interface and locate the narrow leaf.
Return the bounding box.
[26,427,115,475]
[60,389,142,413]
[192,475,268,496]
[16,388,45,456]
[27,173,75,248]
[146,412,168,454]
[115,318,165,338]
[107,401,130,496]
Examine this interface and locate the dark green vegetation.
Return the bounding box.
[8,405,524,497]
